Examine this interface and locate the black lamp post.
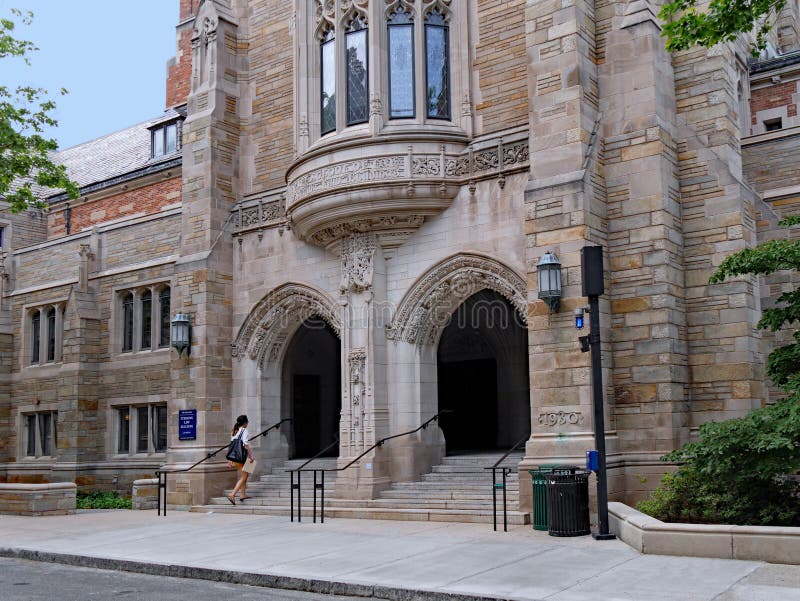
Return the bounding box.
[171,313,191,356]
[579,245,616,540]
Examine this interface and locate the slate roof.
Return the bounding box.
[32,108,183,201]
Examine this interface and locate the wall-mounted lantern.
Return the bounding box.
[171,313,191,356]
[537,251,562,313]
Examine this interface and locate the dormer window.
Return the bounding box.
[151,121,180,158]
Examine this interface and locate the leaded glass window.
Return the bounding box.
[46,308,56,362]
[388,7,415,119]
[141,290,152,350]
[346,16,369,125]
[159,287,171,348]
[321,29,337,135]
[31,311,40,364]
[122,293,134,352]
[137,406,149,453]
[425,9,450,120]
[118,407,130,453]
[39,412,52,456]
[26,415,36,456]
[154,405,168,452]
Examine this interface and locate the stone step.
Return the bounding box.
[380,492,519,502]
[190,504,530,525]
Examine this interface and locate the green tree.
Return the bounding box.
[639,216,800,526]
[659,0,786,53]
[0,8,78,213]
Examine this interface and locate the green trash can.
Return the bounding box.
[529,465,576,531]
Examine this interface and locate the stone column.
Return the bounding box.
[522,0,613,508]
[166,0,244,508]
[336,233,392,498]
[599,0,689,501]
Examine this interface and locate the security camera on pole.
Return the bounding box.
[576,246,616,540]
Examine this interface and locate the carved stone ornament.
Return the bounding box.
[340,233,378,293]
[231,282,341,365]
[387,253,528,345]
[385,0,416,19]
[538,411,585,427]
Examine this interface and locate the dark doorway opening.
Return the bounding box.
[283,317,341,459]
[437,290,530,454]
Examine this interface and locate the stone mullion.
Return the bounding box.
[150,285,158,351]
[132,289,142,352]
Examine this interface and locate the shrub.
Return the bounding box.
[76,490,132,510]
[637,396,800,526]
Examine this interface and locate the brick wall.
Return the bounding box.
[165,0,199,108]
[474,0,528,133]
[47,177,181,239]
[750,80,799,126]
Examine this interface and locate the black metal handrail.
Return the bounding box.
[290,409,452,523]
[286,437,339,523]
[485,434,528,532]
[155,418,291,516]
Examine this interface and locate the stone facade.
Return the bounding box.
[0,0,797,512]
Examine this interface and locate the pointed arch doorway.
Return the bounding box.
[436,290,530,454]
[282,317,341,459]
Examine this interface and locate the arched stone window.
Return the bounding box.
[122,293,134,352]
[320,27,336,135]
[46,307,57,362]
[346,14,369,126]
[141,290,152,349]
[387,4,415,118]
[159,286,171,348]
[424,7,450,119]
[31,311,41,364]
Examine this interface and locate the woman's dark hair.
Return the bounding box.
[231,414,249,436]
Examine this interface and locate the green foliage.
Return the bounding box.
[76,491,132,510]
[0,8,78,213]
[659,0,785,54]
[639,216,800,526]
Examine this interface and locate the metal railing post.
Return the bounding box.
[290,471,295,523]
[321,470,325,524]
[313,470,317,524]
[297,470,302,523]
[503,468,508,533]
[492,468,497,532]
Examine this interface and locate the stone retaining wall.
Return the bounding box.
[132,478,159,510]
[0,482,76,516]
[609,501,800,565]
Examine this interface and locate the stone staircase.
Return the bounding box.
[191,453,529,524]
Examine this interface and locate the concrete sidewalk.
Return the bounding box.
[1,510,799,601]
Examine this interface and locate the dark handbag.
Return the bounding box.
[226,431,248,464]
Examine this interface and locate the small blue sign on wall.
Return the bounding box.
[179,409,197,441]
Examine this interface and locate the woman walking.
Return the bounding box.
[227,414,254,504]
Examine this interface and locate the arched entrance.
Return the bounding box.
[282,317,341,459]
[436,290,530,453]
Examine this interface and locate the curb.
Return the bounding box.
[0,547,509,601]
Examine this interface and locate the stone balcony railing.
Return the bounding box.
[233,128,528,248]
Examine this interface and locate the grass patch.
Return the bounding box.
[76,490,132,510]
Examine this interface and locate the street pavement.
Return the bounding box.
[0,557,376,600]
[0,509,799,600]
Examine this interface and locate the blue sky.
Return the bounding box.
[2,1,179,150]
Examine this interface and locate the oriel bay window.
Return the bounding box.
[309,0,455,139]
[119,285,171,353]
[116,403,167,455]
[28,303,64,365]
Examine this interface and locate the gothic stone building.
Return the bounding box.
[1,0,799,516]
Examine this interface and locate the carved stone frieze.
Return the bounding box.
[287,156,406,205]
[231,282,341,365]
[234,198,286,232]
[309,215,424,247]
[387,253,528,345]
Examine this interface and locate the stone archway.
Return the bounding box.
[232,282,342,463]
[387,252,528,346]
[386,252,530,462]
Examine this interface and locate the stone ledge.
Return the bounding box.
[609,501,800,565]
[0,482,77,516]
